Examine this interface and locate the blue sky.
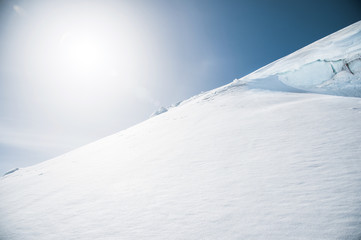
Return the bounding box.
[0,0,360,173]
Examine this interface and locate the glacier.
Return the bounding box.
[0,21,361,240]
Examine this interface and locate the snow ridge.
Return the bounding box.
[154,21,361,115]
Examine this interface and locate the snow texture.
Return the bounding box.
[1,21,361,240]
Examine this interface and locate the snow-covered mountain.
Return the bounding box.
[1,21,361,240]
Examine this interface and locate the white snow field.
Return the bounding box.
[1,21,361,240]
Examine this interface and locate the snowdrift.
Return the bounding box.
[1,21,361,240]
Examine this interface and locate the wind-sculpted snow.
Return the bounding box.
[1,21,361,240]
[278,57,361,97]
[232,21,361,97]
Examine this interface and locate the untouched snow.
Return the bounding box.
[1,21,361,240]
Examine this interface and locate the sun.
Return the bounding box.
[59,31,104,74]
[6,0,156,113]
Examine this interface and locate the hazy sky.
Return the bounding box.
[0,0,360,173]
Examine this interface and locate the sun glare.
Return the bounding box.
[8,1,153,95]
[59,31,103,73]
[3,0,159,126]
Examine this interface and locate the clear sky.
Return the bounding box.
[0,0,360,173]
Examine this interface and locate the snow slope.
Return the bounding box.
[1,21,361,240]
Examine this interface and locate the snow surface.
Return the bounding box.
[1,21,361,240]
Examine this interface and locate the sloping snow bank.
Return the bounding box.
[1,88,361,240]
